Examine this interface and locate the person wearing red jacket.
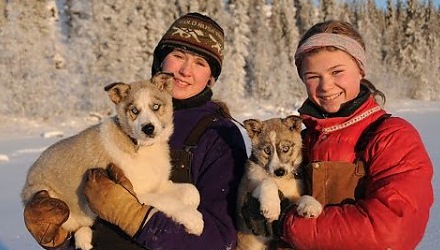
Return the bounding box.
[244,20,433,249]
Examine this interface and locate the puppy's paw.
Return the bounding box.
[179,184,200,208]
[254,180,281,222]
[175,208,204,236]
[74,226,93,250]
[296,195,323,218]
[260,198,281,222]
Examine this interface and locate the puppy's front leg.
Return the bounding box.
[252,179,280,222]
[74,226,93,250]
[141,192,204,236]
[167,182,200,208]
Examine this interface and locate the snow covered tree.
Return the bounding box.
[398,0,428,99]
[354,0,389,94]
[377,0,406,98]
[0,0,439,120]
[319,0,337,21]
[0,1,65,118]
[423,0,440,100]
[270,0,305,107]
[272,0,299,64]
[294,0,318,35]
[412,0,440,100]
[217,0,249,102]
[245,0,275,100]
[0,0,6,27]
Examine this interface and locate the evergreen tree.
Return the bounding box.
[320,0,336,21]
[176,0,197,15]
[379,0,404,97]
[0,0,63,118]
[355,0,387,92]
[1,0,440,119]
[294,0,318,35]
[0,0,6,27]
[217,0,249,101]
[246,0,274,100]
[400,0,427,99]
[414,0,440,100]
[272,0,299,64]
[338,1,355,22]
[270,0,305,107]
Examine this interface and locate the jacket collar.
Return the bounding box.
[300,95,386,133]
[173,87,213,111]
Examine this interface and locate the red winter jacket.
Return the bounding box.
[282,96,434,250]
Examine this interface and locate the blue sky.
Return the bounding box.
[375,0,440,8]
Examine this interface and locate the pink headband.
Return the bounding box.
[294,33,366,76]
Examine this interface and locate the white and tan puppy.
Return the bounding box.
[237,115,322,250]
[21,72,203,250]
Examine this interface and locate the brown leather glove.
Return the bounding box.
[105,163,136,197]
[23,190,70,248]
[83,164,151,237]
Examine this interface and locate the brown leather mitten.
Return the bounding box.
[84,166,150,237]
[23,190,70,248]
[106,163,136,197]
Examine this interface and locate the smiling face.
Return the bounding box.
[161,49,214,100]
[300,48,363,114]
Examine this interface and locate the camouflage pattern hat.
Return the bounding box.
[152,12,224,80]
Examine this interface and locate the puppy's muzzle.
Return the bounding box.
[142,123,155,137]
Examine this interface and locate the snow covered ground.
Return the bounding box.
[0,100,439,249]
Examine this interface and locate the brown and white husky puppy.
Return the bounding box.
[237,115,322,250]
[21,72,203,250]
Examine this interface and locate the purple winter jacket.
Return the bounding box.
[53,98,247,250]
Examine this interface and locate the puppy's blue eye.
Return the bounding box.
[152,104,161,111]
[130,107,139,115]
[282,146,290,152]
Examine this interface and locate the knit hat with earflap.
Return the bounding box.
[151,12,224,80]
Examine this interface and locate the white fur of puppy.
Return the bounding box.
[21,73,203,250]
[237,115,322,250]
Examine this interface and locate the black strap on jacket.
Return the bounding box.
[169,113,220,184]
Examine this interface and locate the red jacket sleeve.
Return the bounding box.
[282,117,434,250]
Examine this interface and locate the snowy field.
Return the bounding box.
[0,100,439,249]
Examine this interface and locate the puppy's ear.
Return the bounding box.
[152,72,174,94]
[243,119,262,139]
[282,115,302,132]
[104,82,130,104]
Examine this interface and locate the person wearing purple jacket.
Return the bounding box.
[23,12,247,250]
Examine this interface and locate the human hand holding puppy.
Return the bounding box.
[83,164,156,237]
[23,190,70,248]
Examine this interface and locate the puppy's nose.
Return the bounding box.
[274,168,286,177]
[142,123,155,136]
